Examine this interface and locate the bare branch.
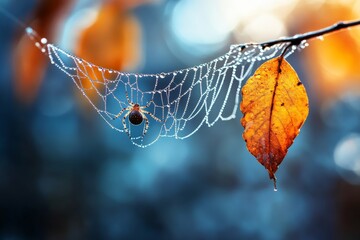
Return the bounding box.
[260,19,360,48]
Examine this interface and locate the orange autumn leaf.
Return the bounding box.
[240,57,309,189]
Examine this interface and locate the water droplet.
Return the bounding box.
[316,36,324,41]
[160,73,166,78]
[273,178,277,191]
[41,38,48,44]
[26,27,33,35]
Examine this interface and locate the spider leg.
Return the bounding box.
[113,107,128,120]
[141,113,149,137]
[143,99,154,108]
[125,91,135,105]
[142,110,162,122]
[122,111,131,136]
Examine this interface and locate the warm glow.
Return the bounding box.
[241,14,286,42]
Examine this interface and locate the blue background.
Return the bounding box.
[1,0,360,239]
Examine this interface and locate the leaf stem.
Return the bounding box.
[260,19,360,48]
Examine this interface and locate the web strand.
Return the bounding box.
[45,41,307,147]
[0,6,324,147]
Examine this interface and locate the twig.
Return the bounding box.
[260,19,360,48]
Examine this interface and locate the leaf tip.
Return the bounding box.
[269,171,277,191]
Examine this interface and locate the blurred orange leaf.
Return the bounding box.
[74,2,141,105]
[13,31,48,104]
[75,3,141,71]
[13,0,73,104]
[298,3,360,102]
[240,57,309,188]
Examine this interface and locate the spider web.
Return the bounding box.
[27,27,308,147]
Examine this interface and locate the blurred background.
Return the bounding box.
[1,0,360,239]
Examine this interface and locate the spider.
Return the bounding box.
[113,92,162,137]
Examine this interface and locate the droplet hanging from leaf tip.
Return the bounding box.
[273,178,278,192]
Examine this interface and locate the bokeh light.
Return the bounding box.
[334,134,360,184]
